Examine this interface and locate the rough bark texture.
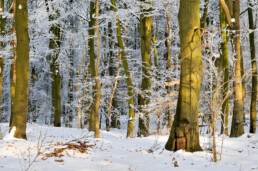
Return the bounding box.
[248,0,257,134]
[110,0,135,138]
[165,0,202,152]
[138,0,152,137]
[9,0,30,139]
[230,0,244,137]
[220,3,229,136]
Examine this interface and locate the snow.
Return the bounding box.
[18,5,22,10]
[0,123,258,171]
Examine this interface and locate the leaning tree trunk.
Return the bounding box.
[110,0,135,138]
[248,0,257,134]
[9,0,30,139]
[165,0,203,152]
[0,0,6,116]
[220,2,229,136]
[138,0,153,137]
[230,0,244,137]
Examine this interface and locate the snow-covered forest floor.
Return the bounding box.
[0,120,258,171]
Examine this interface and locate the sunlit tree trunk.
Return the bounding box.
[220,2,229,136]
[93,0,101,138]
[110,0,135,138]
[9,0,30,139]
[230,0,244,137]
[248,0,257,134]
[138,0,152,137]
[165,0,203,152]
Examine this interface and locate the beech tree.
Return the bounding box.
[165,0,202,152]
[9,0,30,139]
[0,0,5,116]
[248,0,257,134]
[138,0,153,137]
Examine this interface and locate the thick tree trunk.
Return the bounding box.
[9,0,30,139]
[165,0,202,152]
[220,2,229,136]
[110,0,135,138]
[248,0,257,134]
[138,0,152,137]
[230,0,244,137]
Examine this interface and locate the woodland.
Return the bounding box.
[0,0,257,170]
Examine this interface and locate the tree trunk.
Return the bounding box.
[110,0,135,138]
[138,0,152,137]
[9,0,30,139]
[94,0,101,138]
[200,0,209,28]
[220,2,229,136]
[230,0,244,137]
[0,0,6,116]
[165,0,172,130]
[248,0,257,134]
[165,0,202,152]
[9,0,16,128]
[45,0,61,127]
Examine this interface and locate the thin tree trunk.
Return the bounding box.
[165,0,203,152]
[110,0,135,138]
[230,0,244,137]
[9,0,30,139]
[200,0,209,28]
[0,0,6,116]
[220,2,229,136]
[248,0,257,134]
[138,0,153,137]
[94,0,101,138]
[165,0,172,130]
[9,0,16,128]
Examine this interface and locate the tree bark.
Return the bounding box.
[220,2,229,136]
[88,1,96,132]
[248,0,257,134]
[110,0,135,138]
[165,0,203,152]
[138,0,152,137]
[0,0,6,116]
[9,0,30,139]
[230,0,244,137]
